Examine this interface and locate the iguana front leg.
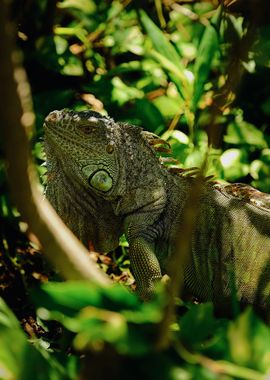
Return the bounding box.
[119,185,167,300]
[129,237,162,300]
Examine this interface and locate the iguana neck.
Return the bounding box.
[113,124,170,219]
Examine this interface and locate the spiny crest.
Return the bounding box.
[60,109,112,123]
[141,130,214,182]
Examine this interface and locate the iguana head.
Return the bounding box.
[44,109,122,198]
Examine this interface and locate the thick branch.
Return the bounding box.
[0,0,110,286]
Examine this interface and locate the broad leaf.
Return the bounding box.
[192,6,222,110]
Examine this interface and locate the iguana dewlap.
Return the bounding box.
[44,109,270,311]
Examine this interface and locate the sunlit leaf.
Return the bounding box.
[139,9,192,102]
[162,130,189,145]
[228,308,270,373]
[57,0,96,15]
[192,6,222,110]
[224,121,267,148]
[111,77,144,105]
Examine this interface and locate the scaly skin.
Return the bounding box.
[44,109,270,311]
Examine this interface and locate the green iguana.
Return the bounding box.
[43,109,270,312]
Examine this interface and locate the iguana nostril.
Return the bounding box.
[45,110,59,123]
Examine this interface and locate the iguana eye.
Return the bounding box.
[89,170,113,192]
[80,125,93,134]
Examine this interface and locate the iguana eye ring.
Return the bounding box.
[89,170,113,192]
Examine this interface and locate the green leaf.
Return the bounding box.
[33,282,164,324]
[57,0,96,15]
[228,308,270,373]
[139,10,183,72]
[192,6,222,110]
[161,130,190,163]
[111,77,144,106]
[59,55,84,76]
[253,25,270,68]
[123,98,165,133]
[33,282,165,356]
[220,148,249,180]
[35,35,85,77]
[150,50,194,99]
[0,298,26,379]
[54,26,89,45]
[0,298,77,380]
[162,130,189,145]
[184,149,204,168]
[105,26,144,55]
[224,121,267,148]
[179,303,219,348]
[261,97,270,116]
[139,9,192,102]
[250,150,270,192]
[32,282,140,315]
[54,36,68,55]
[44,306,129,353]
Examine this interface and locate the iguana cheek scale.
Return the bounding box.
[44,109,270,312]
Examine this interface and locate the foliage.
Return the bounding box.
[1,0,270,379]
[2,282,270,380]
[13,0,270,188]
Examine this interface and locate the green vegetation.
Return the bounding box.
[1,1,270,379]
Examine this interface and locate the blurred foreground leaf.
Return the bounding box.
[0,298,78,380]
[32,281,165,356]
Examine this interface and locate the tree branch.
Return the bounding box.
[0,0,110,286]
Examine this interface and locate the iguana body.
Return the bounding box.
[44,109,270,311]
